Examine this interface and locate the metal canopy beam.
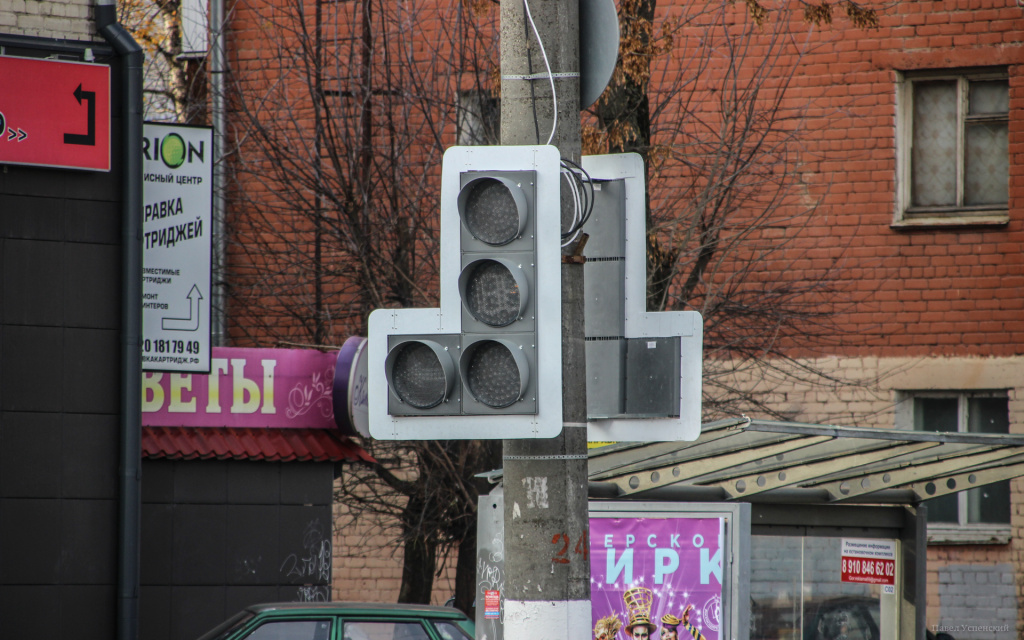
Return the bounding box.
[709,441,939,499]
[587,420,1024,506]
[605,436,833,495]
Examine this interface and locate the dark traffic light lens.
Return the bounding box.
[391,342,448,409]
[463,260,521,326]
[461,177,522,245]
[464,341,523,408]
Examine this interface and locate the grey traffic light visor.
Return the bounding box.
[460,338,530,408]
[457,175,529,246]
[384,339,457,409]
[457,257,530,327]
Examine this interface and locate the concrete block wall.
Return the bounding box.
[0,0,95,41]
[935,564,1016,640]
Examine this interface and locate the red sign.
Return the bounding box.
[841,556,896,586]
[484,590,500,619]
[0,56,111,171]
[840,538,896,586]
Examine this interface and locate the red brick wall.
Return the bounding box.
[658,0,1024,359]
[223,0,495,349]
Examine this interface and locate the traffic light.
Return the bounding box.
[581,153,703,442]
[367,146,563,439]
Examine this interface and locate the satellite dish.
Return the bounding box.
[579,0,620,108]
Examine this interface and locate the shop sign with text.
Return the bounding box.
[142,123,213,373]
[142,347,337,428]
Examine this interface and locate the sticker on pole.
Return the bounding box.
[484,590,500,619]
[142,123,213,373]
[841,538,896,590]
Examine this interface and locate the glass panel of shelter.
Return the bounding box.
[749,536,895,640]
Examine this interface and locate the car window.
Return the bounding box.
[244,620,332,640]
[197,611,257,640]
[342,621,431,640]
[431,621,473,640]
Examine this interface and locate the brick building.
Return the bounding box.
[217,0,1024,637]
[644,0,1024,637]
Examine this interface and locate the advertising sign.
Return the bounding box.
[142,347,339,429]
[332,336,369,437]
[0,55,111,171]
[142,123,213,372]
[841,538,896,591]
[590,517,724,640]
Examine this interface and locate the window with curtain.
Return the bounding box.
[897,68,1009,224]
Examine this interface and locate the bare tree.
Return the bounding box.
[221,0,882,614]
[586,0,881,418]
[223,0,500,612]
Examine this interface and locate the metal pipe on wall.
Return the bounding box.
[93,2,144,639]
[210,0,227,346]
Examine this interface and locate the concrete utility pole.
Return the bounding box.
[500,0,591,638]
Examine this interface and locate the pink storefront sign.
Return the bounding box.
[142,347,338,428]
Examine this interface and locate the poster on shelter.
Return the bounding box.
[590,517,723,640]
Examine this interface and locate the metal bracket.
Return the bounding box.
[502,72,580,81]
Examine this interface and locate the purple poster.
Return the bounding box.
[590,517,724,640]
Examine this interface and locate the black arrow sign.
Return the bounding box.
[63,83,96,146]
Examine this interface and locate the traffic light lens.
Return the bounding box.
[464,260,521,326]
[391,342,448,409]
[462,178,521,245]
[465,341,522,408]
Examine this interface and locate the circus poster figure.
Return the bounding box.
[590,517,724,640]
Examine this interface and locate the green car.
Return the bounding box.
[197,602,475,640]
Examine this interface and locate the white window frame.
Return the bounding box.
[894,67,1009,227]
[895,389,1012,544]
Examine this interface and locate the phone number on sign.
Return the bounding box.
[144,339,201,355]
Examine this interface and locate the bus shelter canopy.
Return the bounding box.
[587,418,1024,505]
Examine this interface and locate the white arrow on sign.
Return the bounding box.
[162,284,203,331]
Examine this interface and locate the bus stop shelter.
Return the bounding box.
[476,418,1024,640]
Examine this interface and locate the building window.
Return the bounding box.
[899,391,1011,539]
[896,68,1009,225]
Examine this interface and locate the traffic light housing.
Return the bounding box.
[368,146,562,439]
[581,153,703,442]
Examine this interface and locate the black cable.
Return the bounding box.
[559,158,595,237]
[559,161,584,239]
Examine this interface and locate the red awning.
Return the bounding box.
[142,427,373,463]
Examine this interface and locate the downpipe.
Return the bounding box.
[94,2,144,639]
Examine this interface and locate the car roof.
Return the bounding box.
[245,602,469,618]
